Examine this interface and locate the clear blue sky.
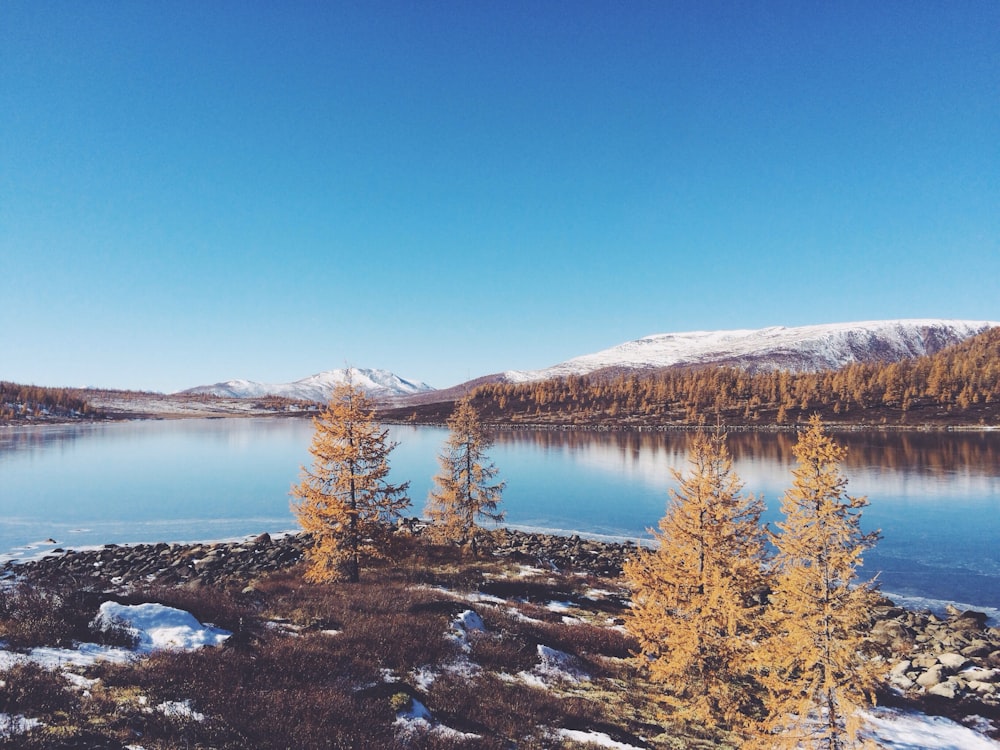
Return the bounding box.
[2,2,998,392]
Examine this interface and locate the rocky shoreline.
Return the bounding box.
[0,526,635,589]
[4,526,999,734]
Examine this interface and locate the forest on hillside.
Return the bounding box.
[0,382,102,423]
[390,327,1000,428]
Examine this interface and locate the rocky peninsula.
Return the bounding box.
[5,525,999,735]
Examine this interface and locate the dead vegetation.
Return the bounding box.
[0,544,705,749]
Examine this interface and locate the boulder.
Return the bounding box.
[927,681,958,699]
[937,652,969,671]
[916,665,947,688]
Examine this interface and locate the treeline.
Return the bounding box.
[0,381,103,423]
[468,327,1000,426]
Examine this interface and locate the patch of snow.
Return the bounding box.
[397,697,433,723]
[395,698,480,741]
[157,700,205,722]
[515,565,549,578]
[448,609,485,652]
[862,707,1000,749]
[411,666,437,691]
[455,609,485,632]
[93,602,231,652]
[554,728,647,749]
[519,644,589,685]
[584,588,619,600]
[0,643,136,670]
[467,591,506,604]
[62,671,99,691]
[546,600,578,613]
[0,713,43,738]
[506,606,545,624]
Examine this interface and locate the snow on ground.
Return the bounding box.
[93,601,231,652]
[157,700,206,722]
[447,609,485,652]
[0,713,43,739]
[0,642,136,671]
[518,644,590,687]
[0,602,231,677]
[863,707,1000,749]
[554,728,646,749]
[394,697,481,741]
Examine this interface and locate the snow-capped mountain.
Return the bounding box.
[502,319,998,383]
[180,368,434,403]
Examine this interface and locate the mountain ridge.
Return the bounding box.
[179,367,434,403]
[178,320,997,406]
[501,319,998,384]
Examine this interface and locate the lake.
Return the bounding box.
[2,418,999,616]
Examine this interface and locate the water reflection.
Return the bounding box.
[2,420,999,611]
[494,428,1000,480]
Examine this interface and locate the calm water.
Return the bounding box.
[2,419,999,614]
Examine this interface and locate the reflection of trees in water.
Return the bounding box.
[0,425,97,460]
[493,428,1000,479]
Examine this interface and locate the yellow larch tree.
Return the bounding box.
[425,398,505,556]
[755,415,883,749]
[290,382,410,583]
[623,431,769,738]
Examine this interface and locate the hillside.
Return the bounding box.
[0,382,104,424]
[383,327,1000,428]
[500,319,996,384]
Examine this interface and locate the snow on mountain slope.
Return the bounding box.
[180,368,434,403]
[504,320,998,383]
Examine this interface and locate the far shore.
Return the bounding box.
[4,408,999,433]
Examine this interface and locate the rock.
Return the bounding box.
[927,681,958,699]
[916,665,947,688]
[950,609,989,629]
[962,640,993,659]
[871,620,912,647]
[889,660,912,677]
[937,652,969,671]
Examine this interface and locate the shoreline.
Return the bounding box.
[5,410,999,433]
[5,527,1000,732]
[5,525,998,623]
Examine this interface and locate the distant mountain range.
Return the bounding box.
[180,320,997,404]
[179,368,434,403]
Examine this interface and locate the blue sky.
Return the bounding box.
[2,2,997,392]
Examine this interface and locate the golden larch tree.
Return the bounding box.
[624,431,769,737]
[425,398,505,556]
[756,415,883,749]
[291,382,410,583]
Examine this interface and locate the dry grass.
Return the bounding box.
[0,543,709,749]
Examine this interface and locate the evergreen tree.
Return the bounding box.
[623,431,769,736]
[756,415,883,749]
[425,398,505,555]
[291,383,410,582]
